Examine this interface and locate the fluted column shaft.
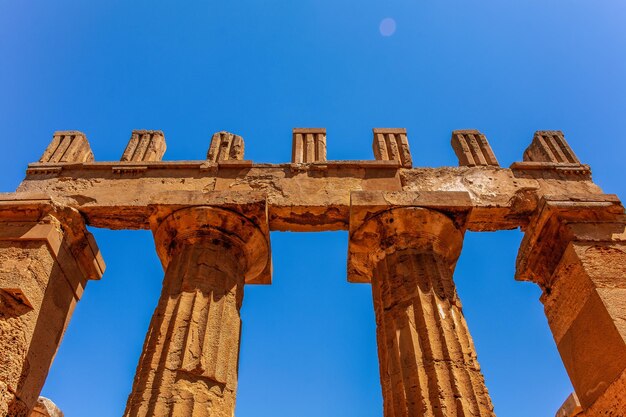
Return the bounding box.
[124,206,270,417]
[373,249,494,417]
[350,207,494,417]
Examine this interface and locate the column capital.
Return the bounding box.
[0,196,105,282]
[150,201,272,285]
[347,191,471,283]
[515,194,625,288]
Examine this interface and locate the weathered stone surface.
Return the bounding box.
[13,162,603,232]
[516,196,626,413]
[555,392,582,417]
[121,130,166,162]
[0,201,104,416]
[207,131,245,162]
[451,129,499,167]
[349,206,494,417]
[123,205,270,417]
[29,397,63,417]
[39,131,94,164]
[2,128,625,415]
[524,131,580,164]
[292,128,326,163]
[373,128,412,168]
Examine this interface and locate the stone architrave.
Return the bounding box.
[123,205,271,417]
[516,195,626,415]
[0,201,104,417]
[349,204,495,417]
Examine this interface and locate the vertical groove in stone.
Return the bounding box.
[291,128,327,163]
[121,131,166,162]
[372,128,412,167]
[451,130,499,167]
[523,131,580,164]
[373,250,495,417]
[39,131,95,163]
[207,131,245,162]
[122,132,141,161]
[373,133,390,161]
[124,242,244,417]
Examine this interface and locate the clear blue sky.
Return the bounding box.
[1,1,625,416]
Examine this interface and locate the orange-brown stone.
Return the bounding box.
[0,203,104,417]
[349,207,495,417]
[123,206,270,417]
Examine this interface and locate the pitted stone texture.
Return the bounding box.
[517,197,626,413]
[39,131,94,163]
[373,128,412,167]
[124,207,270,417]
[0,209,103,417]
[121,130,166,162]
[123,243,243,417]
[207,132,244,162]
[29,397,63,417]
[523,131,580,164]
[451,130,499,167]
[352,208,494,417]
[292,128,326,163]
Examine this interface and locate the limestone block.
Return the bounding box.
[516,196,626,413]
[207,131,245,162]
[39,131,94,163]
[292,128,326,163]
[523,130,580,163]
[29,397,64,417]
[372,128,412,168]
[451,129,499,166]
[121,130,166,162]
[0,206,104,416]
[555,392,582,417]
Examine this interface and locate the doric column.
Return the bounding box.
[516,195,626,415]
[124,205,271,417]
[0,202,104,417]
[349,206,495,417]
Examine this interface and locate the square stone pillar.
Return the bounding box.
[0,201,104,416]
[516,195,626,415]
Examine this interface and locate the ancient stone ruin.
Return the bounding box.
[0,128,624,416]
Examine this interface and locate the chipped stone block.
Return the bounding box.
[29,397,64,417]
[451,129,499,167]
[524,131,580,164]
[0,285,33,310]
[292,128,326,163]
[121,130,166,162]
[555,392,583,417]
[39,131,94,163]
[372,128,412,168]
[207,131,245,162]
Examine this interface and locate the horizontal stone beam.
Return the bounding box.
[8,160,603,232]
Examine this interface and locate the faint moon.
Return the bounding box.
[379,18,396,36]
